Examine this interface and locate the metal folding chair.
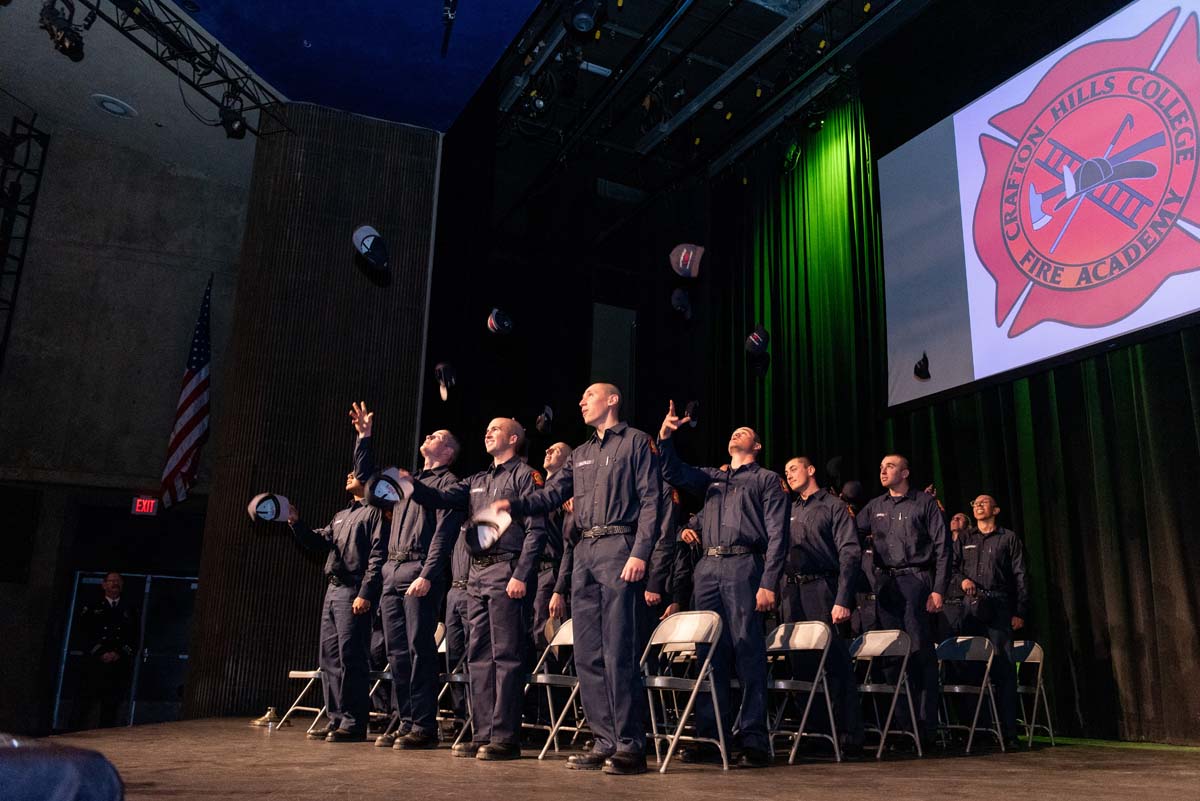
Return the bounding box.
[1010,640,1054,746]
[642,610,728,773]
[436,629,472,746]
[766,621,841,763]
[519,619,590,759]
[851,629,922,759]
[276,669,326,734]
[936,636,1004,753]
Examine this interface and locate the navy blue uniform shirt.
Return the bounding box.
[409,455,547,586]
[291,498,382,600]
[788,488,862,608]
[657,438,789,591]
[510,421,661,563]
[954,526,1030,618]
[354,435,464,586]
[856,488,950,596]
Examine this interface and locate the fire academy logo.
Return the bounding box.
[974,9,1200,337]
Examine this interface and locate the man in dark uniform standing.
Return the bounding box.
[76,572,138,728]
[531,442,572,658]
[779,456,865,752]
[286,423,383,743]
[407,417,547,761]
[657,404,788,768]
[443,534,472,730]
[351,404,464,749]
[855,454,949,747]
[935,512,971,643]
[495,382,660,776]
[956,494,1029,748]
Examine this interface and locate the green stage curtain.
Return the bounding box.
[706,97,1200,744]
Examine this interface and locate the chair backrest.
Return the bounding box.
[851,629,911,659]
[1009,640,1043,664]
[936,636,995,663]
[549,618,575,648]
[766,621,832,653]
[649,611,722,647]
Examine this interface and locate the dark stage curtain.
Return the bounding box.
[705,97,1200,744]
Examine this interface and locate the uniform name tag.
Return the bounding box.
[470,488,486,493]
[334,518,344,525]
[577,459,595,467]
[964,545,977,550]
[875,512,886,518]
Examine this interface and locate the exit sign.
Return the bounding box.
[131,496,159,516]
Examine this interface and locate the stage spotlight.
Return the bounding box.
[219,90,246,139]
[562,0,607,35]
[39,0,86,62]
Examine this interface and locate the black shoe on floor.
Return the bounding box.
[677,743,722,764]
[452,741,484,758]
[375,732,397,748]
[396,731,440,750]
[839,739,865,759]
[1003,735,1022,751]
[307,725,336,741]
[477,742,521,761]
[737,747,770,768]
[603,752,647,775]
[326,728,367,743]
[566,752,610,771]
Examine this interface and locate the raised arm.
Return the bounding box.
[508,458,574,517]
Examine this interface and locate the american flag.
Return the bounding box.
[160,276,213,507]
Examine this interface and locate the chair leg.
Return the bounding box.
[648,688,663,765]
[823,673,841,763]
[711,680,729,771]
[877,684,903,760]
[660,683,705,774]
[988,683,1004,751]
[1040,682,1055,745]
[539,685,580,760]
[278,676,319,730]
[544,685,559,753]
[904,676,922,757]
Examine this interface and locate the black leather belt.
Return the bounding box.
[880,564,931,577]
[704,545,758,557]
[580,524,633,539]
[450,579,468,589]
[472,551,517,568]
[389,550,426,563]
[943,597,964,606]
[538,558,560,571]
[977,588,1009,599]
[861,593,877,601]
[327,574,358,587]
[785,571,835,585]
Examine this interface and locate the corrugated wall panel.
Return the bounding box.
[184,104,440,717]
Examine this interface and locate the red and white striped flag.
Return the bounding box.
[160,276,212,507]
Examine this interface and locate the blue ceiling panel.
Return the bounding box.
[186,0,543,131]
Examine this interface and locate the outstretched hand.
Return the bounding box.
[349,401,374,438]
[658,400,692,441]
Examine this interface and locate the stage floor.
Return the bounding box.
[53,719,1199,801]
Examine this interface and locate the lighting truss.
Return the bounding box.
[76,0,289,135]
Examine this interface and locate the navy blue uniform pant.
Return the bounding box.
[467,559,527,746]
[962,600,1018,739]
[530,562,564,657]
[444,586,470,719]
[571,534,647,756]
[875,571,938,739]
[318,582,371,733]
[778,576,865,745]
[379,560,442,736]
[692,554,769,752]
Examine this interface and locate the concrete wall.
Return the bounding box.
[0,94,250,734]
